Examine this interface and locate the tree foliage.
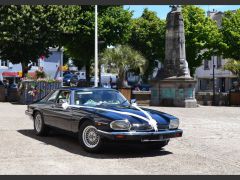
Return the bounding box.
[0,5,64,75]
[129,9,166,81]
[182,5,226,75]
[221,9,240,60]
[101,45,147,87]
[62,6,133,81]
[224,59,240,80]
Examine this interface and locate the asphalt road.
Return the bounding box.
[0,102,240,175]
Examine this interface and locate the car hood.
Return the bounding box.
[81,105,177,126]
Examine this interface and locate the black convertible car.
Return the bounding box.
[25,87,183,152]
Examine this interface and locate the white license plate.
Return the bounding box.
[141,135,164,142]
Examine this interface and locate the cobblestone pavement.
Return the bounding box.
[0,102,240,175]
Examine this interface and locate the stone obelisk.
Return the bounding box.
[151,5,197,108]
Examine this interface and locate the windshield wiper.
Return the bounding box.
[121,99,129,105]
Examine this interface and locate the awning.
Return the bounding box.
[2,71,35,77]
[2,72,19,77]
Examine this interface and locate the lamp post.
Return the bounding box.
[212,56,216,106]
[94,5,98,87]
[98,40,105,87]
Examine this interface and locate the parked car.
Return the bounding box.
[63,74,78,86]
[25,88,183,153]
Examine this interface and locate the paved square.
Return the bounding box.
[0,102,239,174]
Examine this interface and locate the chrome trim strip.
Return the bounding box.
[97,129,183,136]
[25,110,32,116]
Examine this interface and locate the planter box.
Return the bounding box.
[196,92,229,106]
[118,88,132,101]
[0,86,6,102]
[229,92,240,106]
[132,90,151,106]
[7,88,19,102]
[19,81,61,104]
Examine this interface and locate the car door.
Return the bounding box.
[49,90,73,131]
[41,90,60,125]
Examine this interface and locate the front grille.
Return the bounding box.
[157,124,169,130]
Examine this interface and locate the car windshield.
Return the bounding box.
[74,89,129,106]
[64,74,72,78]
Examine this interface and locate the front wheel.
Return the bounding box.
[34,112,49,136]
[78,121,104,153]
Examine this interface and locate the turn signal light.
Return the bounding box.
[115,135,125,139]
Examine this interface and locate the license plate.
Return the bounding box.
[141,135,164,142]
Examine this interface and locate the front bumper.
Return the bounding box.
[97,129,183,142]
[25,110,33,120]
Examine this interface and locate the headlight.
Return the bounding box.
[131,123,153,131]
[110,120,131,130]
[169,118,179,129]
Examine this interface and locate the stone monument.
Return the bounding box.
[151,5,197,108]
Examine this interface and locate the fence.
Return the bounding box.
[196,92,229,106]
[18,81,61,104]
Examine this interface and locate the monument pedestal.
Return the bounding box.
[151,77,197,108]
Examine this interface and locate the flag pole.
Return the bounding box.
[94,5,98,87]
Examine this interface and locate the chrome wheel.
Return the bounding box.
[82,126,100,149]
[35,114,42,133]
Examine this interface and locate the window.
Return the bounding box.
[217,56,222,68]
[204,60,210,70]
[56,90,71,104]
[31,60,39,67]
[199,79,213,91]
[74,90,128,106]
[47,90,59,103]
[1,60,8,67]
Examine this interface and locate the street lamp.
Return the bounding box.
[212,56,216,106]
[94,5,98,87]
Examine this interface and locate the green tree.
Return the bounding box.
[101,45,147,88]
[182,5,226,75]
[62,6,133,81]
[0,5,64,77]
[224,59,240,81]
[129,9,166,82]
[221,9,240,60]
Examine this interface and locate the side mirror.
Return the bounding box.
[130,99,137,104]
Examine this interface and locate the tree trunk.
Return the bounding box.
[22,62,31,78]
[117,69,127,88]
[85,62,91,86]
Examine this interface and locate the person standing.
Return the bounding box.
[109,76,113,88]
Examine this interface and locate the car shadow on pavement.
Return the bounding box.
[18,129,173,159]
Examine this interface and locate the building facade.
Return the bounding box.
[194,10,237,93]
[0,48,63,81]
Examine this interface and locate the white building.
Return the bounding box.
[0,48,63,82]
[194,10,237,93]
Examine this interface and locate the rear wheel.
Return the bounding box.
[78,121,104,153]
[34,112,49,136]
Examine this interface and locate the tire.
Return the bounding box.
[78,121,104,153]
[146,140,170,150]
[33,111,49,136]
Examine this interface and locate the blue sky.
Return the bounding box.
[124,5,240,19]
